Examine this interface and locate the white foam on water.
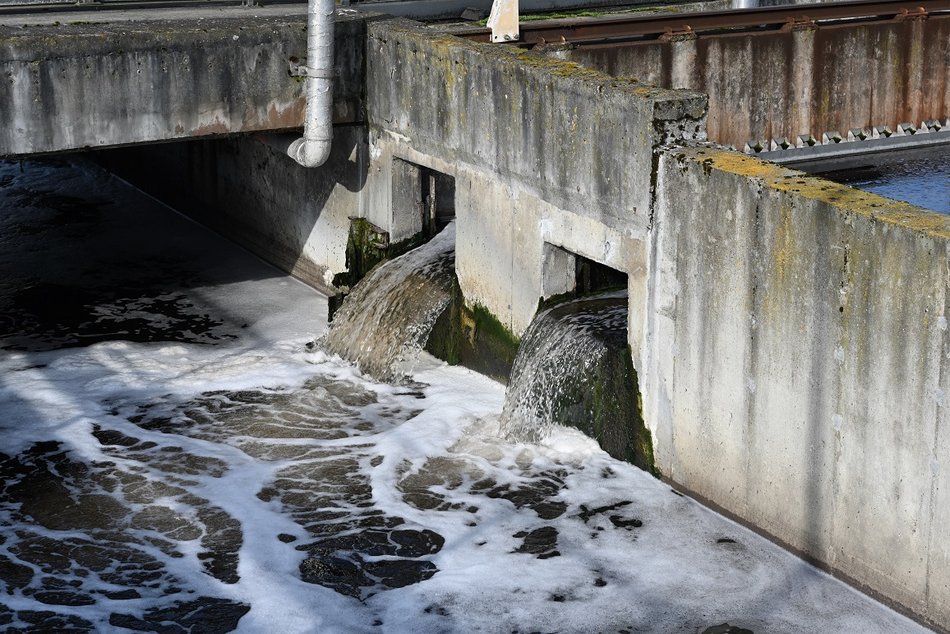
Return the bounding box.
[0,158,931,633]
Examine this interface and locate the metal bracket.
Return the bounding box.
[487,0,519,43]
[533,35,574,52]
[896,6,928,20]
[660,25,695,42]
[289,62,336,79]
[782,15,816,31]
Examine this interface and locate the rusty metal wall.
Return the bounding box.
[563,16,950,149]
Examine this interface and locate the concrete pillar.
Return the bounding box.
[391,157,424,242]
[541,244,576,299]
[904,19,926,127]
[669,34,699,91]
[788,25,816,142]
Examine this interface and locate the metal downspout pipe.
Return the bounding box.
[288,0,335,167]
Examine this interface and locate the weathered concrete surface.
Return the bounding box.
[0,12,366,157]
[362,18,706,334]
[356,26,950,624]
[95,129,365,293]
[560,17,950,149]
[646,144,950,630]
[39,14,947,627]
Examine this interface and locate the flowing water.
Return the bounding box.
[810,146,950,214]
[323,225,455,383]
[501,292,651,468]
[0,157,930,633]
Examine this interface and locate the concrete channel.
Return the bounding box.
[1,1,949,629]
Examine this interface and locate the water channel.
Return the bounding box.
[0,158,928,632]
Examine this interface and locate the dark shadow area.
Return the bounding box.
[422,166,456,234]
[0,156,309,352]
[91,125,369,295]
[574,252,628,296]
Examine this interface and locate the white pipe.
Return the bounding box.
[288,0,335,167]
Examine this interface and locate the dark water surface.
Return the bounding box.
[815,147,950,214]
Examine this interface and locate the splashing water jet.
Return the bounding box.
[500,291,653,470]
[323,223,456,382]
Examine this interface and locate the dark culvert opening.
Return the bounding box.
[331,160,456,318]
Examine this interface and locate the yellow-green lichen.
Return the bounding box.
[673,147,950,240]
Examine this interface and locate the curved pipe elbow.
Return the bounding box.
[289,0,335,168]
[288,136,332,168]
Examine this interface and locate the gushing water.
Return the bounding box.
[500,291,651,467]
[323,223,455,382]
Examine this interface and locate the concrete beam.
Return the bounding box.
[362,18,707,334]
[0,11,366,157]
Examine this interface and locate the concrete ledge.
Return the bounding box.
[648,143,950,630]
[363,18,706,334]
[0,12,366,156]
[366,18,707,235]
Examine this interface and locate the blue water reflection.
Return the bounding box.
[817,147,950,214]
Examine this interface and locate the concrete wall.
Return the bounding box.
[559,17,950,149]
[0,13,365,157]
[97,129,365,293]
[361,18,706,335]
[647,145,950,629]
[362,24,950,624]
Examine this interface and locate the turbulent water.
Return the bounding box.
[501,293,633,444]
[0,157,930,633]
[323,225,456,382]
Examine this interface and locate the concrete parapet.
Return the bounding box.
[0,13,366,156]
[363,18,706,333]
[366,18,707,231]
[648,144,950,629]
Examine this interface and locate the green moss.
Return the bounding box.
[588,354,655,473]
[333,218,429,291]
[544,338,655,473]
[334,218,389,289]
[427,284,656,473]
[468,303,520,365]
[678,146,950,239]
[634,389,656,474]
[425,289,520,384]
[475,9,602,26]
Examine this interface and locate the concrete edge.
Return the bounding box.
[373,16,708,113]
[662,476,950,634]
[0,11,364,59]
[667,143,950,240]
